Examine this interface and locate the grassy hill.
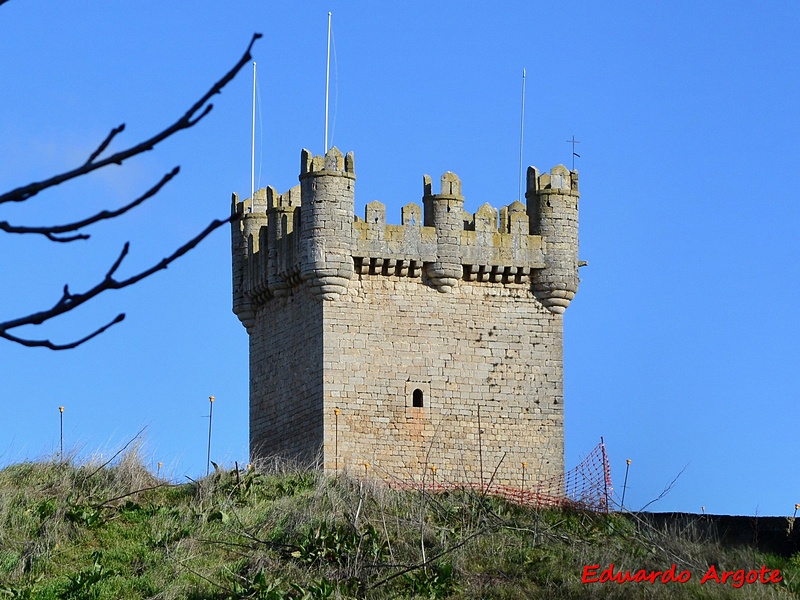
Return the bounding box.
[1,453,798,599]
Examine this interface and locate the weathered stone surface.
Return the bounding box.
[231,149,581,489]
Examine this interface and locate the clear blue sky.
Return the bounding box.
[1,1,797,516]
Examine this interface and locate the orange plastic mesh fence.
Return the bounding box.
[386,441,613,512]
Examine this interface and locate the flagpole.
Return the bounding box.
[251,61,256,201]
[518,67,526,201]
[324,12,332,153]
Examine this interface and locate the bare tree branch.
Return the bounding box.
[0,32,262,206]
[0,314,125,350]
[637,464,688,512]
[0,215,237,348]
[1,32,260,349]
[84,427,148,480]
[85,124,125,165]
[0,167,179,242]
[367,526,492,592]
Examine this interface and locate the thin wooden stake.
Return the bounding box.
[206,396,215,476]
[59,406,64,461]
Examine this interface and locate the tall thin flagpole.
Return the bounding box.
[518,68,526,202]
[324,11,332,153]
[251,61,256,201]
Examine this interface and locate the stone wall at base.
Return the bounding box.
[320,277,563,486]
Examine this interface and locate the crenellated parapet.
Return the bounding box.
[231,148,580,328]
[352,174,550,291]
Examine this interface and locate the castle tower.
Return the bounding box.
[231,148,581,489]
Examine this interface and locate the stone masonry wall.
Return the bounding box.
[249,285,324,462]
[321,276,564,487]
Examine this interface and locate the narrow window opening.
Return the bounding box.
[412,388,424,408]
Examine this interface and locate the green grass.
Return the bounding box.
[0,454,797,599]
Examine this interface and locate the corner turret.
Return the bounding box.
[526,165,580,314]
[298,147,356,299]
[422,172,464,292]
[231,187,268,332]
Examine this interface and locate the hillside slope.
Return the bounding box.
[1,456,797,599]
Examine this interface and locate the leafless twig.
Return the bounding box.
[0,33,259,349]
[367,526,492,591]
[637,464,688,512]
[0,33,261,206]
[82,427,148,481]
[96,482,178,509]
[0,167,179,242]
[0,215,235,349]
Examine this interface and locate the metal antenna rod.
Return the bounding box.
[324,12,332,153]
[518,68,526,201]
[251,61,256,201]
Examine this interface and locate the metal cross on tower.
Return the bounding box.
[566,135,581,170]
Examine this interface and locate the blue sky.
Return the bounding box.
[1,1,797,516]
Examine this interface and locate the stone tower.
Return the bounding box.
[231,147,580,487]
